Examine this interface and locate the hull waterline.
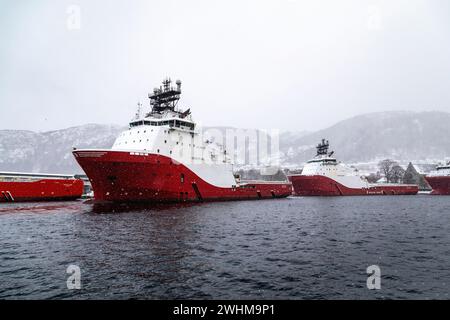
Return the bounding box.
[73,150,292,203]
[288,175,419,196]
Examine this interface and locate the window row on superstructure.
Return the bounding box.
[129,119,195,131]
[307,159,337,164]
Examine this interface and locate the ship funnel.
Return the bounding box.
[176,80,182,91]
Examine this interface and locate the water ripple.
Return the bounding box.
[0,197,449,299]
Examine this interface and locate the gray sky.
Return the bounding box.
[1,0,450,132]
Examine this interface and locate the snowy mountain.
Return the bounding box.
[0,111,449,174]
[280,111,450,166]
[0,124,124,174]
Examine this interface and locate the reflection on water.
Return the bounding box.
[0,202,84,214]
[0,196,449,299]
[90,200,202,214]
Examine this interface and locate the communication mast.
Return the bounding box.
[134,102,143,120]
[316,139,330,156]
[148,78,182,113]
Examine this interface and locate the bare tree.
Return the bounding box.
[388,165,406,183]
[378,159,397,183]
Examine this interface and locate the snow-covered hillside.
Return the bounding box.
[0,124,124,174]
[1,111,449,174]
[279,111,450,167]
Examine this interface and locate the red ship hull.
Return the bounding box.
[0,179,84,202]
[425,176,450,195]
[288,175,418,196]
[73,150,292,203]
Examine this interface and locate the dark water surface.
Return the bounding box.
[0,196,449,299]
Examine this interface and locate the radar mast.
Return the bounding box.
[148,78,182,113]
[316,139,330,156]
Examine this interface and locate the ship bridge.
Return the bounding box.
[129,78,194,132]
[129,118,195,131]
[307,139,337,164]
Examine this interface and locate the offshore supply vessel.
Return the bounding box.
[0,172,84,202]
[73,79,292,203]
[425,162,450,195]
[287,139,419,196]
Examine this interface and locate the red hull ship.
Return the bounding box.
[288,175,418,196]
[425,163,450,195]
[73,79,292,203]
[73,151,291,202]
[0,172,84,202]
[287,139,419,196]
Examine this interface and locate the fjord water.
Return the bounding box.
[0,196,449,299]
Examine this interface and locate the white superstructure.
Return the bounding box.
[428,163,450,177]
[300,140,370,189]
[110,78,236,188]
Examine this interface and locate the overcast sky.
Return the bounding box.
[1,0,449,132]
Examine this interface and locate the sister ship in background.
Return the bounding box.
[426,163,450,195]
[287,140,419,196]
[0,172,83,202]
[73,79,292,203]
